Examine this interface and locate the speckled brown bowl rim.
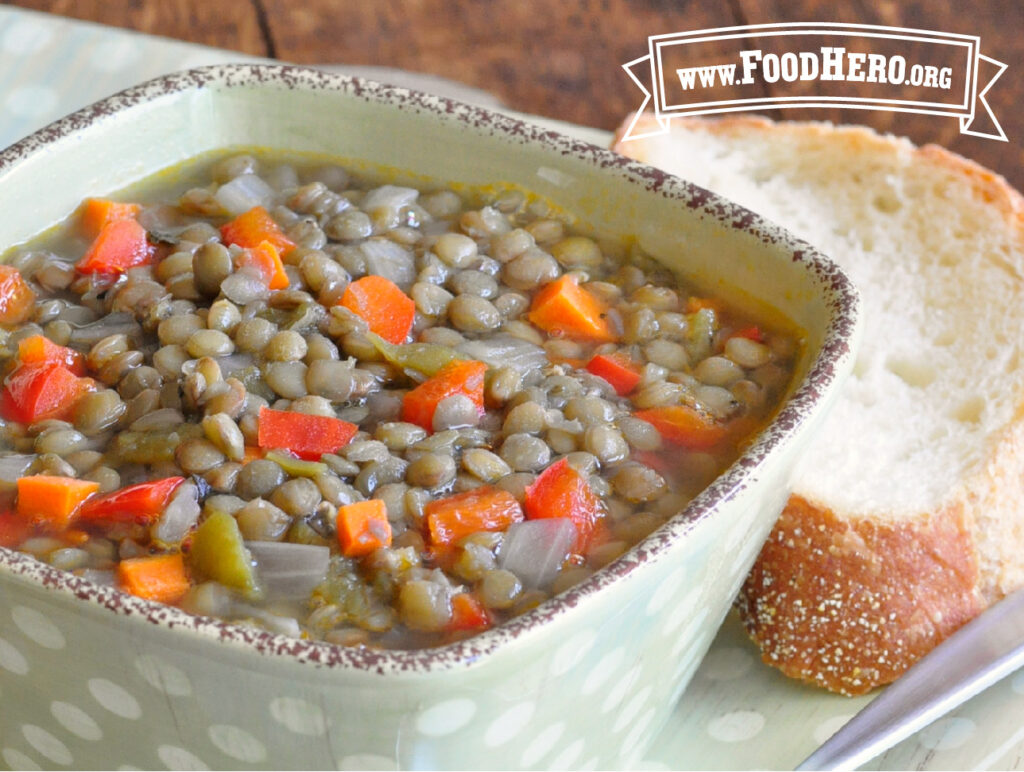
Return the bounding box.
[0,63,860,677]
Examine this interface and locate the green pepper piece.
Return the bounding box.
[188,510,259,598]
[264,450,327,478]
[366,331,465,378]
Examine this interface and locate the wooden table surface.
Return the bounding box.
[3,0,1021,190]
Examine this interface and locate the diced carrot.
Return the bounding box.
[17,335,86,375]
[77,477,185,525]
[731,325,764,342]
[585,352,642,396]
[339,275,415,345]
[16,475,100,531]
[117,553,191,605]
[0,265,36,325]
[79,198,140,237]
[685,297,724,314]
[1,363,94,424]
[337,499,392,558]
[401,359,487,431]
[448,592,491,632]
[527,275,618,343]
[220,206,296,255]
[524,458,605,553]
[235,239,290,290]
[257,406,358,460]
[634,405,728,450]
[424,486,524,550]
[75,218,155,275]
[0,511,32,548]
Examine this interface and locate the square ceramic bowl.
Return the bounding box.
[0,64,860,770]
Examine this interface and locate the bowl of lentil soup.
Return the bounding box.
[0,64,860,769]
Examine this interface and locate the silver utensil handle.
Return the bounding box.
[796,584,1024,771]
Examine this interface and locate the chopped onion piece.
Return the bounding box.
[498,518,577,590]
[247,541,330,600]
[151,481,200,545]
[0,454,36,482]
[576,371,617,399]
[264,164,300,192]
[138,204,194,244]
[359,238,416,290]
[181,581,236,618]
[457,334,547,375]
[214,173,275,216]
[232,603,304,637]
[76,569,116,587]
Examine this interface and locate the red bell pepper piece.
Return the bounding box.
[1,363,94,424]
[524,458,605,553]
[257,406,358,460]
[76,477,186,525]
[0,510,32,548]
[401,359,486,431]
[75,218,155,275]
[585,352,642,396]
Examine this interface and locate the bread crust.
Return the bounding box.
[614,113,1024,245]
[737,497,983,696]
[612,112,1024,695]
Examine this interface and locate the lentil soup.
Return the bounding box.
[0,151,800,649]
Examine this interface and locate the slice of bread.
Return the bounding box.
[612,116,1024,695]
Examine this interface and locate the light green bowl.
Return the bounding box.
[0,64,860,770]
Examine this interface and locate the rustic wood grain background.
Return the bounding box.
[2,0,1020,190]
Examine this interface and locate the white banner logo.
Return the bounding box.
[621,22,1007,141]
